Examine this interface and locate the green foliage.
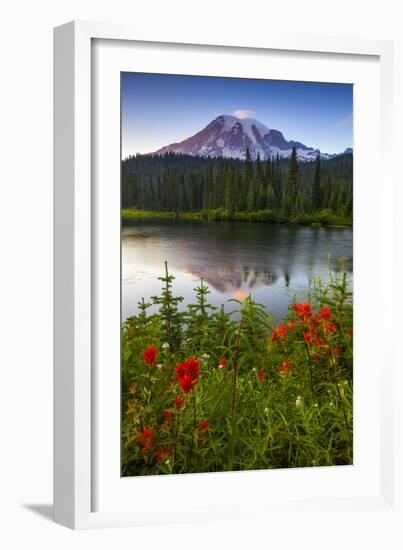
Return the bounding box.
[286,146,299,215]
[121,151,353,225]
[151,261,184,351]
[312,153,323,210]
[121,263,353,476]
[122,207,351,227]
[185,279,217,350]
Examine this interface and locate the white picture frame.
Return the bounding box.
[54,20,400,531]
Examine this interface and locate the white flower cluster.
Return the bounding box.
[162,342,170,350]
[295,396,302,407]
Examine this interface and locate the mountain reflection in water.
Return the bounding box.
[122,218,352,321]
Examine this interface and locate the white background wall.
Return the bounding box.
[0,1,401,547]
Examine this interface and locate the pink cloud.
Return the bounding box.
[233,109,255,119]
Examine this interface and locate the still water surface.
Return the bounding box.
[122,218,352,322]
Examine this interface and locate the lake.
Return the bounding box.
[122,218,352,322]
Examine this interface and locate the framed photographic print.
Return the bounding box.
[54,21,399,532]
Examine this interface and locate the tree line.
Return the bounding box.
[121,148,353,220]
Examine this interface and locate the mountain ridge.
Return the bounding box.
[152,114,348,162]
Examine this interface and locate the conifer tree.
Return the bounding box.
[186,278,216,349]
[286,146,299,215]
[266,184,275,209]
[121,149,352,222]
[224,165,235,213]
[247,181,255,211]
[151,262,184,351]
[312,153,323,210]
[244,147,253,185]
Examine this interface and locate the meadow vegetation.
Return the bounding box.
[121,262,353,476]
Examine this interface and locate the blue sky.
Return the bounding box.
[121,72,353,159]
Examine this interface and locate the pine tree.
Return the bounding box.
[186,279,216,349]
[224,165,235,213]
[266,184,275,209]
[137,297,152,329]
[151,262,184,351]
[286,146,299,216]
[246,185,253,211]
[258,184,266,210]
[312,153,323,210]
[244,147,253,185]
[271,156,282,208]
[121,149,352,222]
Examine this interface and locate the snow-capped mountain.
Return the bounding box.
[154,114,338,161]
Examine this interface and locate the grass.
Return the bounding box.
[122,208,352,227]
[121,263,353,476]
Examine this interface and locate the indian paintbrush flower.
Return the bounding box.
[198,419,209,440]
[271,323,288,342]
[292,302,313,319]
[155,447,170,465]
[279,360,292,376]
[319,306,332,320]
[176,357,200,394]
[139,427,155,455]
[142,346,158,366]
[257,368,265,381]
[174,395,184,409]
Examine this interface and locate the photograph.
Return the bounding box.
[120,72,353,477]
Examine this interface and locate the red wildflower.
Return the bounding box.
[176,357,200,394]
[139,427,155,455]
[139,427,154,443]
[303,330,315,343]
[218,358,228,368]
[185,357,200,380]
[178,373,196,394]
[142,346,158,366]
[314,335,325,348]
[257,368,265,380]
[287,320,296,330]
[348,327,353,340]
[155,447,170,465]
[271,323,288,342]
[323,322,337,333]
[174,395,184,409]
[162,410,173,421]
[292,303,312,319]
[310,313,322,327]
[279,360,292,376]
[176,361,186,380]
[333,347,341,357]
[319,306,332,320]
[198,419,209,439]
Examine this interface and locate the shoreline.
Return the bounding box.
[121,208,353,229]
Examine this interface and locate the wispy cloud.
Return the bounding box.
[333,113,353,128]
[233,109,255,119]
